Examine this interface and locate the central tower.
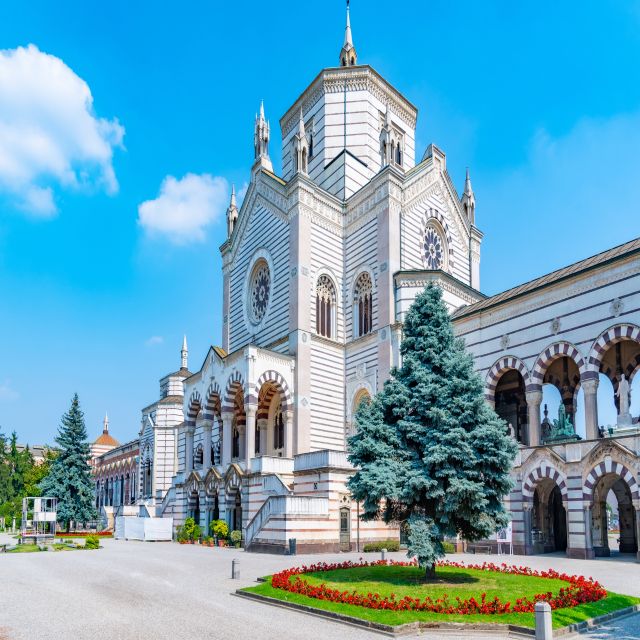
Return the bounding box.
[279,4,418,199]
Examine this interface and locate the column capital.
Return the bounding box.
[200,418,214,429]
[525,390,543,404]
[221,411,234,422]
[185,424,195,435]
[581,377,599,393]
[245,405,258,419]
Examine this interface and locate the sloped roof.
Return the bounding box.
[94,431,119,447]
[453,237,640,320]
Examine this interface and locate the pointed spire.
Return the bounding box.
[254,100,273,172]
[384,102,391,128]
[181,335,188,370]
[340,0,358,66]
[461,167,476,224]
[259,99,265,120]
[227,184,239,237]
[103,412,109,434]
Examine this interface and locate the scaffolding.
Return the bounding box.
[21,497,57,544]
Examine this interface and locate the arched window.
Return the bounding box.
[316,274,336,338]
[396,143,402,166]
[309,132,313,159]
[273,406,284,450]
[232,418,240,459]
[353,272,373,337]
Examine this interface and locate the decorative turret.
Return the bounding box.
[181,335,188,370]
[253,100,273,172]
[226,185,238,237]
[380,103,392,166]
[461,167,476,224]
[292,110,309,174]
[339,0,358,67]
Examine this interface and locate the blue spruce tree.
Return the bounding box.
[40,394,97,530]
[348,284,516,577]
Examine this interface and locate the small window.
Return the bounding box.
[353,272,373,337]
[316,274,336,339]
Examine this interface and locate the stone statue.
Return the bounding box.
[543,403,579,443]
[616,374,632,426]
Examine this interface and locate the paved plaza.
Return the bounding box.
[1,537,639,640]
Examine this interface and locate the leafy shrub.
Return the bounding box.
[230,530,242,547]
[177,517,200,542]
[209,519,229,540]
[443,541,456,553]
[363,539,400,552]
[84,535,100,549]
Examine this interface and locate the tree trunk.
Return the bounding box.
[425,564,436,580]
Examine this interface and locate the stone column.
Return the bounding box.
[284,410,294,458]
[245,406,257,471]
[563,501,571,554]
[185,425,195,473]
[221,412,233,467]
[583,504,594,559]
[202,419,213,470]
[635,507,640,563]
[526,390,543,446]
[582,377,599,440]
[522,504,533,555]
[257,419,268,456]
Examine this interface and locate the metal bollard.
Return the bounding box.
[534,601,553,640]
[381,548,387,562]
[231,558,240,580]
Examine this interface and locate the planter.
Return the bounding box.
[218,540,227,548]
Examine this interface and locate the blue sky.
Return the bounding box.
[1,1,639,445]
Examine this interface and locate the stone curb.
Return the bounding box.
[235,589,640,638]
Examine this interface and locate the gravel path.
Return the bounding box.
[1,541,639,639]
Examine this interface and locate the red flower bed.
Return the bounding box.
[271,559,607,615]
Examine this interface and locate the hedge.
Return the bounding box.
[363,539,400,552]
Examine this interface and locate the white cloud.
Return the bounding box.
[145,335,164,347]
[0,44,124,216]
[0,380,19,402]
[138,173,229,244]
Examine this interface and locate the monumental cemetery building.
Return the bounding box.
[100,7,640,559]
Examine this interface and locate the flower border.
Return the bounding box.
[270,559,607,615]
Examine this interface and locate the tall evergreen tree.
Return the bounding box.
[348,283,517,577]
[40,395,96,529]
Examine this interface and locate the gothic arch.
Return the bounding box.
[587,323,640,375]
[583,460,639,502]
[521,463,568,503]
[530,341,587,388]
[222,371,244,413]
[485,356,532,401]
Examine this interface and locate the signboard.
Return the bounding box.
[497,521,512,543]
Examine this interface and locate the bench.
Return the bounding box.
[469,544,492,554]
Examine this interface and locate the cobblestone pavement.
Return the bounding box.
[1,541,639,640]
[570,612,640,639]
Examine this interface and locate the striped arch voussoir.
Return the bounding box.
[588,323,640,371]
[583,460,639,501]
[531,341,586,385]
[521,464,568,502]
[254,370,292,420]
[485,356,531,401]
[423,208,455,269]
[186,390,202,426]
[222,371,244,413]
[204,380,222,420]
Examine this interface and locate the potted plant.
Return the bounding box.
[209,519,229,547]
[230,529,242,548]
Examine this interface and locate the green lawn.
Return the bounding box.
[243,565,640,630]
[6,544,43,553]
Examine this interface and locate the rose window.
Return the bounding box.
[423,227,444,270]
[250,262,270,322]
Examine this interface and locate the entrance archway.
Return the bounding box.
[591,472,638,556]
[188,491,200,526]
[531,479,567,553]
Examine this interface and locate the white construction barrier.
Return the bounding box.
[114,516,173,541]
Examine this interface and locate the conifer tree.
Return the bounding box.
[348,284,517,577]
[40,395,96,529]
